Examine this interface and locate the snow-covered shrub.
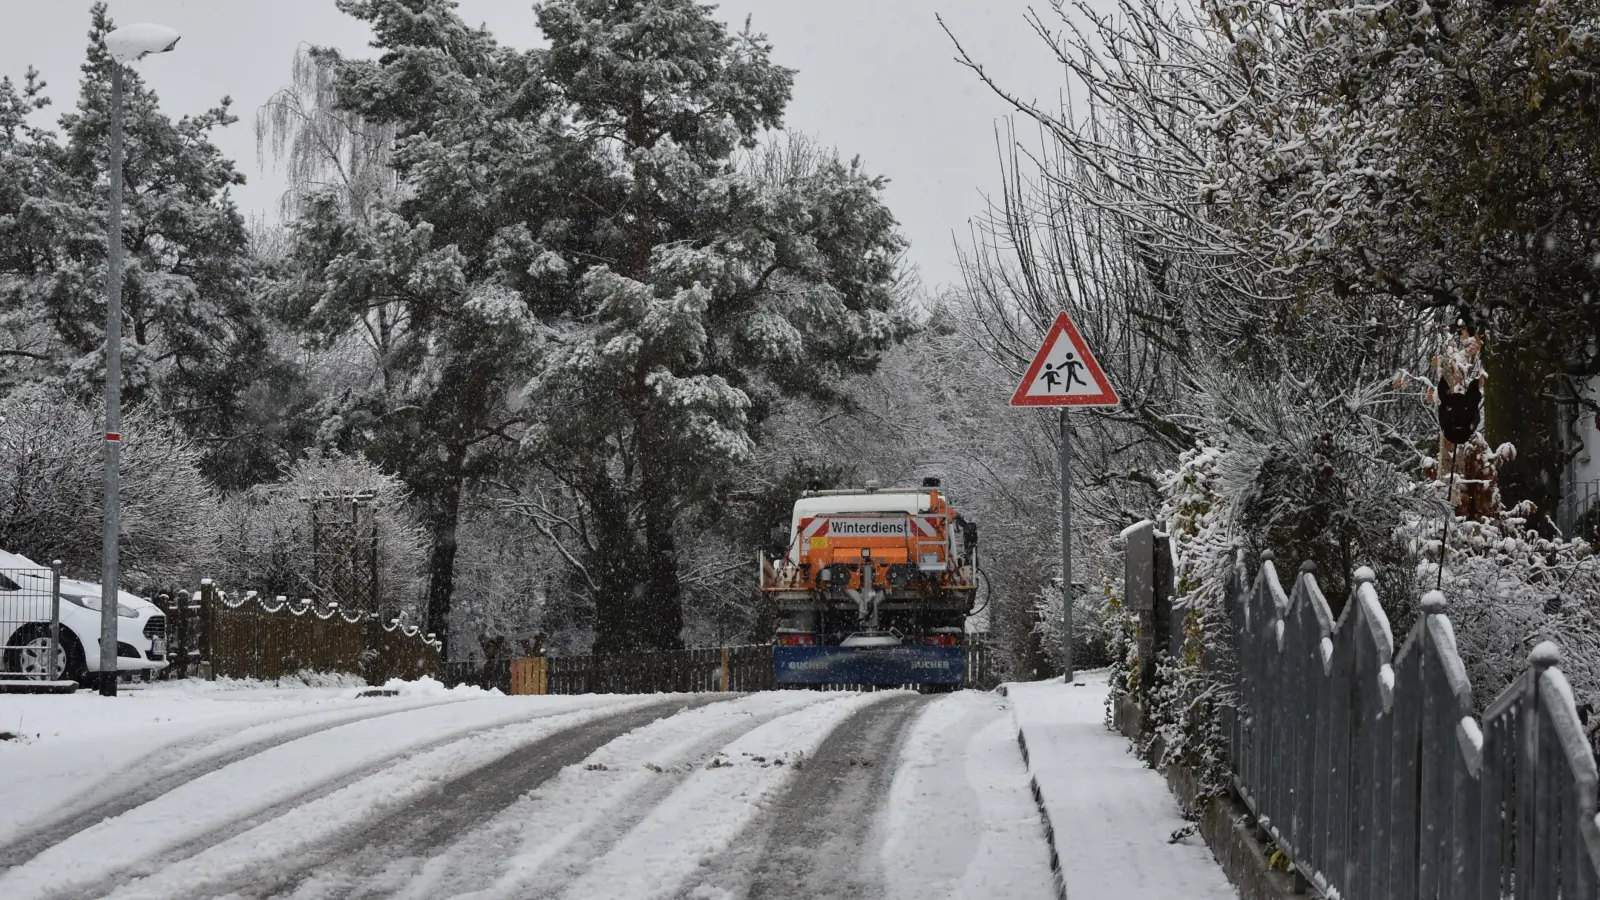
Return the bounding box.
[215,451,426,616]
[449,509,555,658]
[0,389,220,588]
[1197,373,1437,612]
[1032,573,1124,672]
[1136,610,1232,802]
[1403,509,1600,732]
[1127,432,1600,768]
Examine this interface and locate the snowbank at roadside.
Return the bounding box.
[881,690,1057,900]
[140,670,370,694]
[1006,672,1237,900]
[0,673,493,747]
[369,673,502,698]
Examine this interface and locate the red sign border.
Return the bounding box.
[1009,312,1120,407]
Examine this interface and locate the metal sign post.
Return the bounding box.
[1059,408,1074,682]
[100,62,125,697]
[1009,312,1119,684]
[100,23,182,697]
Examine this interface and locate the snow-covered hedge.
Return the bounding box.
[1119,438,1600,771]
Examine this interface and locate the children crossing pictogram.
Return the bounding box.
[1009,312,1119,407]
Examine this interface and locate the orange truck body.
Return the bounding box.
[759,485,978,634]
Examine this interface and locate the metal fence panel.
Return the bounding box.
[0,564,61,680]
[1130,536,1600,899]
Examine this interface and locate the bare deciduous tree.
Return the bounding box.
[0,390,220,589]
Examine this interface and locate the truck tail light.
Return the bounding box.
[777,633,817,646]
[923,634,962,646]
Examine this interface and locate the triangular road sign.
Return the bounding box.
[1010,312,1120,407]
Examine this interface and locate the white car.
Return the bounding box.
[0,549,168,683]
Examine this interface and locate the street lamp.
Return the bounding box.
[98,23,180,697]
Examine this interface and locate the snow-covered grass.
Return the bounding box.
[880,690,1058,900]
[1007,672,1237,900]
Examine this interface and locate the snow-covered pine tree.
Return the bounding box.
[523,2,909,652]
[0,5,279,489]
[0,68,59,394]
[275,1,540,653]
[286,0,907,653]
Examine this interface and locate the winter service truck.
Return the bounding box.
[759,477,979,689]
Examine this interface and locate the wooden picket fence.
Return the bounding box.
[154,581,440,684]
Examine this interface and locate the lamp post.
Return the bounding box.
[98,24,180,697]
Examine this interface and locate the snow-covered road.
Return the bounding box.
[0,680,1059,900]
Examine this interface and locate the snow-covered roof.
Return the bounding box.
[792,492,931,520]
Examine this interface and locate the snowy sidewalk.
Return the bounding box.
[1007,672,1238,900]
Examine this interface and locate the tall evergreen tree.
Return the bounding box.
[0,5,277,488]
[283,1,550,650]
[296,0,908,652]
[0,68,59,389]
[524,0,907,652]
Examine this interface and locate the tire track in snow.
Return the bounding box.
[406,690,844,900]
[3,695,629,900]
[682,692,926,900]
[228,695,732,900]
[557,690,907,900]
[0,695,464,869]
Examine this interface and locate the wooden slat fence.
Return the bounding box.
[441,657,513,693]
[154,581,439,684]
[446,639,998,696]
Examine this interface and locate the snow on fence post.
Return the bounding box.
[1180,537,1600,899]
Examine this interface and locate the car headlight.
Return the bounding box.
[62,595,140,618]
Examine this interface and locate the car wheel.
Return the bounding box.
[6,625,87,683]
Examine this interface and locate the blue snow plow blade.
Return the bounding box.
[773,645,964,685]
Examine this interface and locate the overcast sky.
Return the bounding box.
[0,0,1086,292]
